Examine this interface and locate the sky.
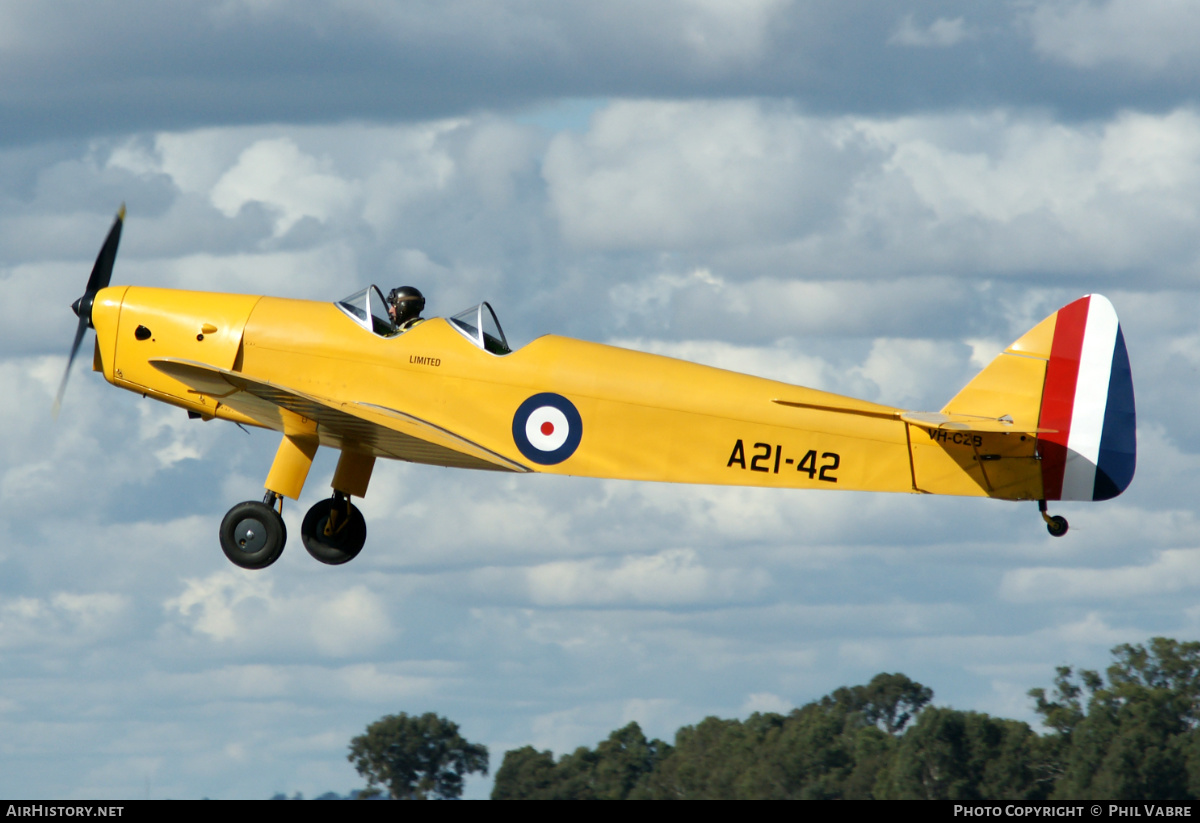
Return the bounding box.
[2,0,1200,800]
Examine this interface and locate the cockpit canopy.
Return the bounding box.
[335,286,511,354]
[448,302,510,355]
[335,286,394,336]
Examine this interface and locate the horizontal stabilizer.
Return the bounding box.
[773,400,1056,434]
[900,411,1055,434]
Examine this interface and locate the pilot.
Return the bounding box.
[387,286,425,333]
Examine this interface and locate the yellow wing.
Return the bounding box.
[149,357,530,473]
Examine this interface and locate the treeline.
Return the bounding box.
[492,638,1200,800]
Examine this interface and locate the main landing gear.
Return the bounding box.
[1039,500,1068,537]
[218,437,377,569]
[220,492,288,570]
[301,492,367,565]
[217,492,369,570]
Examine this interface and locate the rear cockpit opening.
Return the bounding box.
[448,302,511,355]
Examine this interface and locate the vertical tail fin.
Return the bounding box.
[941,295,1135,501]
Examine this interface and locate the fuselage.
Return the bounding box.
[90,286,1045,500]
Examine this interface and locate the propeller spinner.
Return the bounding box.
[53,205,125,417]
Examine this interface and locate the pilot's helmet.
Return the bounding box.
[387,286,425,325]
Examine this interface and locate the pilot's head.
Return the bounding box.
[387,286,425,326]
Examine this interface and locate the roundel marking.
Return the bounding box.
[512,393,582,465]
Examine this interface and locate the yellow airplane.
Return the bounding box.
[56,209,1136,569]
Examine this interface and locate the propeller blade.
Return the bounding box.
[85,204,125,295]
[53,204,126,418]
[52,316,90,419]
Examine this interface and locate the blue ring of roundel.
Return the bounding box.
[511,392,583,465]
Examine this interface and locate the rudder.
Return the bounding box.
[1036,295,1136,501]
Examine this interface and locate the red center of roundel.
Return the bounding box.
[540,421,555,436]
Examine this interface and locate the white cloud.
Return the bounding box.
[608,268,727,329]
[853,337,967,409]
[211,138,359,236]
[110,130,264,197]
[0,356,230,523]
[310,587,392,657]
[521,549,770,607]
[875,109,1200,230]
[0,591,130,650]
[459,119,542,206]
[1000,549,1200,603]
[166,572,268,641]
[674,0,788,64]
[1028,0,1200,70]
[741,691,793,714]
[543,100,869,250]
[128,245,358,299]
[362,471,576,568]
[324,663,448,703]
[889,15,973,48]
[357,126,463,233]
[326,0,786,69]
[165,572,393,655]
[530,707,599,755]
[1045,612,1133,647]
[843,109,1200,280]
[538,103,1200,286]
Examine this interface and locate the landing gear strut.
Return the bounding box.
[219,491,288,569]
[301,492,367,565]
[1039,500,1068,537]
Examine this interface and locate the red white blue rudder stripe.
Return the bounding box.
[1037,295,1136,501]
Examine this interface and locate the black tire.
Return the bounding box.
[219,501,287,569]
[1046,515,1069,537]
[301,497,367,565]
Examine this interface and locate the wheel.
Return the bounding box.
[1046,515,1069,537]
[219,501,287,569]
[301,497,367,565]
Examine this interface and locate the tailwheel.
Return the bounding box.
[219,494,287,569]
[1045,515,1069,537]
[301,493,367,565]
[1039,500,1069,538]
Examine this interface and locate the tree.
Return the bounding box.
[844,672,934,735]
[487,642,1200,800]
[348,712,488,800]
[636,675,933,799]
[637,715,759,799]
[491,746,559,800]
[1032,638,1200,800]
[874,708,1048,800]
[592,722,671,799]
[491,722,671,800]
[732,704,888,799]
